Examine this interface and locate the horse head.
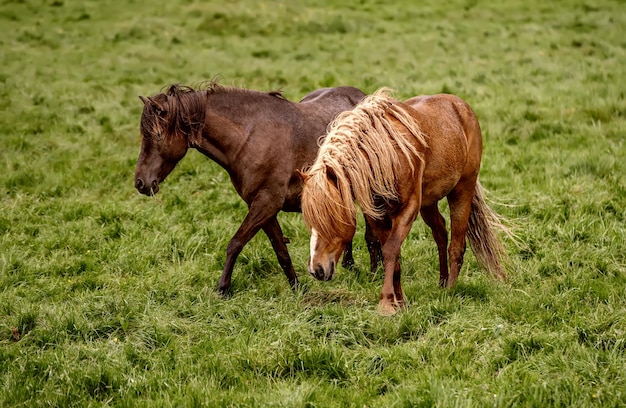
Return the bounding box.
[300,168,357,281]
[134,89,191,196]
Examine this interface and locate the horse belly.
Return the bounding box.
[282,193,303,212]
[280,172,307,212]
[420,171,462,207]
[420,137,467,206]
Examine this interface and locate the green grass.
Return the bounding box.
[1,0,625,406]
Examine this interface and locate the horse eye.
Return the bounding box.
[150,127,164,141]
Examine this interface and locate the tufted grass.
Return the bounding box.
[1,0,625,406]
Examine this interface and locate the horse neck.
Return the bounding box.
[191,90,286,169]
[167,90,207,147]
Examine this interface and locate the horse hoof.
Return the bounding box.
[445,277,458,288]
[289,279,300,292]
[293,281,309,295]
[377,301,399,316]
[341,258,355,270]
[217,285,232,298]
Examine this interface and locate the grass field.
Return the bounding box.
[1,0,625,406]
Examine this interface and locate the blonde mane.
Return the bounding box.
[302,88,427,242]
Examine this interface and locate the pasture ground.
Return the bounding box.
[1,0,625,406]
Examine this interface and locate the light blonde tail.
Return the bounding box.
[467,181,512,281]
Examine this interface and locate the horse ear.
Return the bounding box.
[139,96,167,116]
[296,169,310,182]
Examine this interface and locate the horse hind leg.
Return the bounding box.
[420,204,449,287]
[445,181,476,288]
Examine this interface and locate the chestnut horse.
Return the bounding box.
[134,82,381,294]
[301,89,509,315]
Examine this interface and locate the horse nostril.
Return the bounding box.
[315,263,325,281]
[135,178,145,191]
[151,180,158,191]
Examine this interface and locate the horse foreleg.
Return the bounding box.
[341,215,382,271]
[217,200,281,295]
[262,216,298,290]
[446,184,475,288]
[421,204,449,287]
[374,204,420,316]
[378,239,406,316]
[364,215,395,315]
[341,241,355,270]
[365,218,383,273]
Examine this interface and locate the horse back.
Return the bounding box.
[299,86,365,106]
[282,87,366,210]
[403,94,483,205]
[297,86,366,132]
[404,94,482,150]
[292,86,367,162]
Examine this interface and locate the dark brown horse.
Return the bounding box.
[134,82,380,294]
[301,89,510,315]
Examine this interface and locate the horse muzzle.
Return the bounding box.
[135,178,159,196]
[309,259,335,281]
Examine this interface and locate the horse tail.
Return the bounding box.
[466,180,512,281]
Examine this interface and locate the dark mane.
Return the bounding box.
[140,84,206,142]
[166,80,285,99]
[141,81,287,142]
